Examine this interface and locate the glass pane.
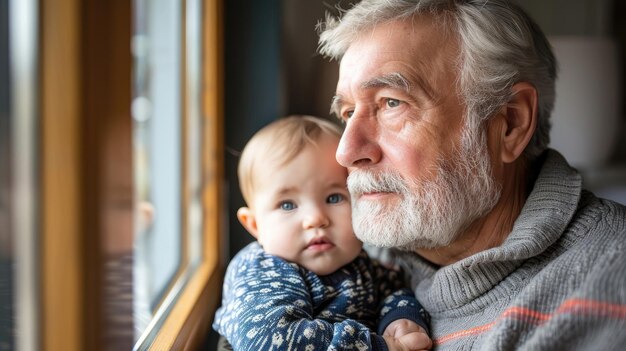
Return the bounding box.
[132,0,205,346]
[132,0,183,341]
[185,0,203,267]
[4,0,40,349]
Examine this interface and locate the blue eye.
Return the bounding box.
[386,98,401,108]
[327,193,344,204]
[279,201,296,211]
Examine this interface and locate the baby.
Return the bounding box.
[213,116,431,351]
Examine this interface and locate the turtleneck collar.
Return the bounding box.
[397,149,582,313]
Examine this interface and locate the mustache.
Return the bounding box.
[347,170,412,195]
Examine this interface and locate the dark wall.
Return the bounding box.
[224,0,283,259]
[281,0,342,118]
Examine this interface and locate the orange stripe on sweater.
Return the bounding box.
[558,299,626,318]
[435,299,626,345]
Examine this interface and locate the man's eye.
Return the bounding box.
[386,98,401,108]
[343,110,354,119]
[327,193,344,204]
[279,201,296,211]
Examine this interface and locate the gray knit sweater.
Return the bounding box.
[394,150,626,350]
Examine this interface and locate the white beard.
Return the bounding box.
[347,128,501,250]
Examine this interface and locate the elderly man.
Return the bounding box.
[316,0,626,350]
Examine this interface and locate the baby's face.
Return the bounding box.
[250,134,362,275]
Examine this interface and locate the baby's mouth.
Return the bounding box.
[306,237,335,252]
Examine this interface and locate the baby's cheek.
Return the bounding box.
[262,242,297,262]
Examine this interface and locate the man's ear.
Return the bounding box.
[496,82,538,163]
[237,207,259,239]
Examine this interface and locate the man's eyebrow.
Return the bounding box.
[330,95,344,119]
[361,72,412,93]
[363,72,434,100]
[329,73,410,118]
[330,72,433,118]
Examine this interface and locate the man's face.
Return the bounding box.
[334,17,500,249]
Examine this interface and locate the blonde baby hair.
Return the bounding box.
[238,115,343,205]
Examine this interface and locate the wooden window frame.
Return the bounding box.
[41,0,224,350]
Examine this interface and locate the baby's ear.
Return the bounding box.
[237,207,259,239]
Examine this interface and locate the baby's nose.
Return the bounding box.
[302,208,330,229]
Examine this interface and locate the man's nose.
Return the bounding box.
[302,207,330,229]
[336,115,381,168]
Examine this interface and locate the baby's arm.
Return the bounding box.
[371,259,431,345]
[378,289,430,336]
[213,248,387,351]
[378,291,432,350]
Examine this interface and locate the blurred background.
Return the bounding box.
[1,0,625,350]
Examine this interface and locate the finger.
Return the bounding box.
[383,335,403,351]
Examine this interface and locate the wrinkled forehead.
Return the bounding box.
[335,16,461,104]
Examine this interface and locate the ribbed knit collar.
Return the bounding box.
[398,149,582,313]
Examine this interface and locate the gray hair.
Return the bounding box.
[318,0,557,160]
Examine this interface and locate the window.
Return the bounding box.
[132,0,223,349]
[34,0,224,350]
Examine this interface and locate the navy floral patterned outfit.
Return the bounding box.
[213,242,429,350]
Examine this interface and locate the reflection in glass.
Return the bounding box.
[5,0,40,350]
[132,0,205,346]
[185,0,204,269]
[132,0,184,340]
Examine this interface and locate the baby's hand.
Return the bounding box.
[383,319,427,338]
[383,319,431,351]
[383,332,432,351]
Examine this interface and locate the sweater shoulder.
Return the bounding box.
[575,190,625,232]
[553,192,626,298]
[564,190,626,251]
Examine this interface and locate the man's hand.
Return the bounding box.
[383,319,431,351]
